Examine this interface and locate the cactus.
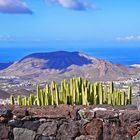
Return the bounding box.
[110,81,114,94]
[41,90,45,106]
[121,91,125,105]
[36,84,41,106]
[99,83,103,104]
[94,83,99,105]
[127,86,132,105]
[9,77,132,106]
[17,95,22,105]
[103,85,108,104]
[30,94,35,105]
[107,93,112,104]
[10,95,15,105]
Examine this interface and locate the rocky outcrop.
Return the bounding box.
[0,105,140,140]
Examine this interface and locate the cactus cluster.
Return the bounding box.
[10,77,132,106]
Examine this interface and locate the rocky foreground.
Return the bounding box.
[0,105,140,140]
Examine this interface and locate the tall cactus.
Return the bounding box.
[110,81,114,94]
[10,95,15,105]
[99,83,103,104]
[30,94,35,105]
[103,85,108,104]
[9,77,132,106]
[121,91,125,105]
[94,83,98,105]
[127,86,132,105]
[17,95,22,105]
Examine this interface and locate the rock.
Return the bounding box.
[113,105,138,111]
[0,108,12,118]
[13,128,36,140]
[35,135,56,140]
[120,111,140,137]
[12,107,28,118]
[23,120,40,131]
[80,118,103,139]
[75,135,97,140]
[8,119,22,128]
[133,131,140,140]
[37,121,58,137]
[120,111,140,123]
[56,121,80,140]
[78,109,95,121]
[0,123,9,139]
[27,105,73,119]
[103,121,131,140]
[95,110,119,119]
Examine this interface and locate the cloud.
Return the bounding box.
[0,0,32,14]
[0,35,14,41]
[116,35,140,41]
[45,0,97,11]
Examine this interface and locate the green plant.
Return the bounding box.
[10,95,14,105]
[9,77,132,106]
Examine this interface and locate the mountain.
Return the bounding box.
[0,89,10,99]
[0,62,13,70]
[0,51,139,82]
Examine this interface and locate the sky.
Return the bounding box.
[0,0,140,49]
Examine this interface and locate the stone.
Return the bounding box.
[12,107,28,118]
[75,135,97,140]
[80,118,103,139]
[56,121,80,140]
[95,110,119,119]
[23,120,40,131]
[13,128,36,140]
[0,108,12,118]
[8,119,23,128]
[27,105,73,119]
[113,105,138,111]
[35,135,56,140]
[37,121,58,137]
[78,109,95,121]
[133,131,140,140]
[0,123,9,139]
[120,111,140,137]
[103,120,131,140]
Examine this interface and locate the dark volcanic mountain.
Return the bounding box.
[0,51,139,82]
[19,51,92,70]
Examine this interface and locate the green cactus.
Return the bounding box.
[127,86,132,105]
[30,94,35,105]
[99,83,103,104]
[107,93,112,104]
[110,81,114,94]
[121,91,125,105]
[94,83,99,105]
[10,95,15,105]
[17,95,22,105]
[9,77,132,106]
[103,85,108,104]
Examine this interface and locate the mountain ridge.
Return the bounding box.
[0,51,139,82]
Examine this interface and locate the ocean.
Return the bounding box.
[1,45,140,66]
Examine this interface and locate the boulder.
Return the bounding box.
[13,128,36,140]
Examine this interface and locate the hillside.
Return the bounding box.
[0,51,139,82]
[0,89,10,99]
